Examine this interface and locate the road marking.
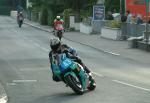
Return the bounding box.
[113,80,150,92]
[92,72,104,77]
[6,83,17,86]
[104,50,120,56]
[0,96,8,103]
[13,80,37,83]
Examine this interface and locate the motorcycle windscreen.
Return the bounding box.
[60,58,72,73]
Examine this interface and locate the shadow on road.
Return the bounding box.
[32,90,94,103]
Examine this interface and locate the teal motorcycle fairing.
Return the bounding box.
[51,53,89,92]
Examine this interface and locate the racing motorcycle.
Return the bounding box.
[17,16,24,28]
[51,53,96,95]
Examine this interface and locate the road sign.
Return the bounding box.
[93,4,105,21]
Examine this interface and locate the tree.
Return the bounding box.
[63,0,97,21]
[29,0,98,25]
[30,0,64,25]
[105,0,120,13]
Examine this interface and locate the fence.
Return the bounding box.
[92,20,146,39]
[121,23,146,39]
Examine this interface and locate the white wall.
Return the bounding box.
[70,16,80,30]
[70,16,92,34]
[80,23,92,34]
[101,27,121,40]
[10,11,18,18]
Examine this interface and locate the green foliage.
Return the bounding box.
[105,0,120,13]
[29,0,99,25]
[63,9,73,28]
[0,0,12,15]
[106,20,121,28]
[80,10,91,18]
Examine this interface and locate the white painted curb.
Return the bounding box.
[0,83,8,103]
[0,96,7,103]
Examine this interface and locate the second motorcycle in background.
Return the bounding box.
[53,16,64,41]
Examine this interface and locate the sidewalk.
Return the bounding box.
[24,20,150,64]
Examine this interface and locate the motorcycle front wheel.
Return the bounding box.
[19,20,23,28]
[64,75,84,95]
[57,31,62,41]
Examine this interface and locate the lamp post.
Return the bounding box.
[145,0,150,48]
[26,0,32,20]
[120,0,125,15]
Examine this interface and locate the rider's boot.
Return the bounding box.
[83,66,96,86]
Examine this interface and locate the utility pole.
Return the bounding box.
[26,0,29,9]
[120,0,125,15]
[145,0,150,50]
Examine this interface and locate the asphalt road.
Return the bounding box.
[0,16,150,103]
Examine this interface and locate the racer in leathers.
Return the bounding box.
[49,38,93,82]
[53,16,64,36]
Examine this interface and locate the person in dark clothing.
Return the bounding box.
[17,12,24,27]
[136,14,143,24]
[121,14,127,22]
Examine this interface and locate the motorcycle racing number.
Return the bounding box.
[61,59,72,69]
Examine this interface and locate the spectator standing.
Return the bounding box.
[126,10,132,23]
[131,14,137,24]
[136,14,143,24]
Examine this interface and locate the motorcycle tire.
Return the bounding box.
[19,20,23,28]
[57,31,62,41]
[64,75,84,95]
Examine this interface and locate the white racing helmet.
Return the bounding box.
[50,38,61,51]
[56,16,61,20]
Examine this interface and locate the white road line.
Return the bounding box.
[113,80,150,92]
[107,52,120,56]
[104,50,120,56]
[92,72,104,77]
[6,83,17,86]
[13,80,37,83]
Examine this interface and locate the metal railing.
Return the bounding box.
[121,23,146,39]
